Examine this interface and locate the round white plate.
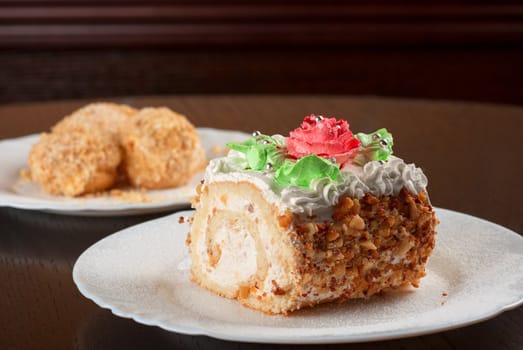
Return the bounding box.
[0,128,250,216]
[73,208,523,344]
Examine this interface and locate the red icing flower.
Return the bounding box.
[287,115,360,165]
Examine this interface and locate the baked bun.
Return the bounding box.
[28,130,121,196]
[122,107,206,189]
[52,102,137,140]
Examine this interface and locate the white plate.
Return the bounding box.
[0,128,250,216]
[73,208,523,344]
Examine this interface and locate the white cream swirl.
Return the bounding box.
[361,156,428,196]
[204,152,428,215]
[206,150,248,176]
[280,172,368,216]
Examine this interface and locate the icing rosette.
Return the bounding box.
[287,115,360,165]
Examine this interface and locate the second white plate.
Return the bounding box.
[73,208,523,344]
[0,128,250,216]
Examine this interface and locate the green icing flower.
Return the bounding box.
[274,155,340,188]
[226,135,285,171]
[354,128,394,165]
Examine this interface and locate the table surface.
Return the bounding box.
[0,95,522,350]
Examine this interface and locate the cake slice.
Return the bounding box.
[187,115,437,314]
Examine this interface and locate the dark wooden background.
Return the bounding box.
[1,0,523,104]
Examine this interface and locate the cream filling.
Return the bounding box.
[193,184,289,296]
[204,220,258,285]
[195,196,258,288]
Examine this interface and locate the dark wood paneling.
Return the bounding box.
[1,3,523,48]
[1,1,522,103]
[1,48,522,104]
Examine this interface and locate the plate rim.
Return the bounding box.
[72,207,523,344]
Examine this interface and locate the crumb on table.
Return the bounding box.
[20,168,32,181]
[83,188,163,203]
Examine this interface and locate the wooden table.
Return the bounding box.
[1,96,522,349]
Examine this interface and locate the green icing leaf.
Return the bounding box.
[275,155,340,188]
[354,128,394,164]
[226,137,257,153]
[245,146,266,170]
[226,135,285,171]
